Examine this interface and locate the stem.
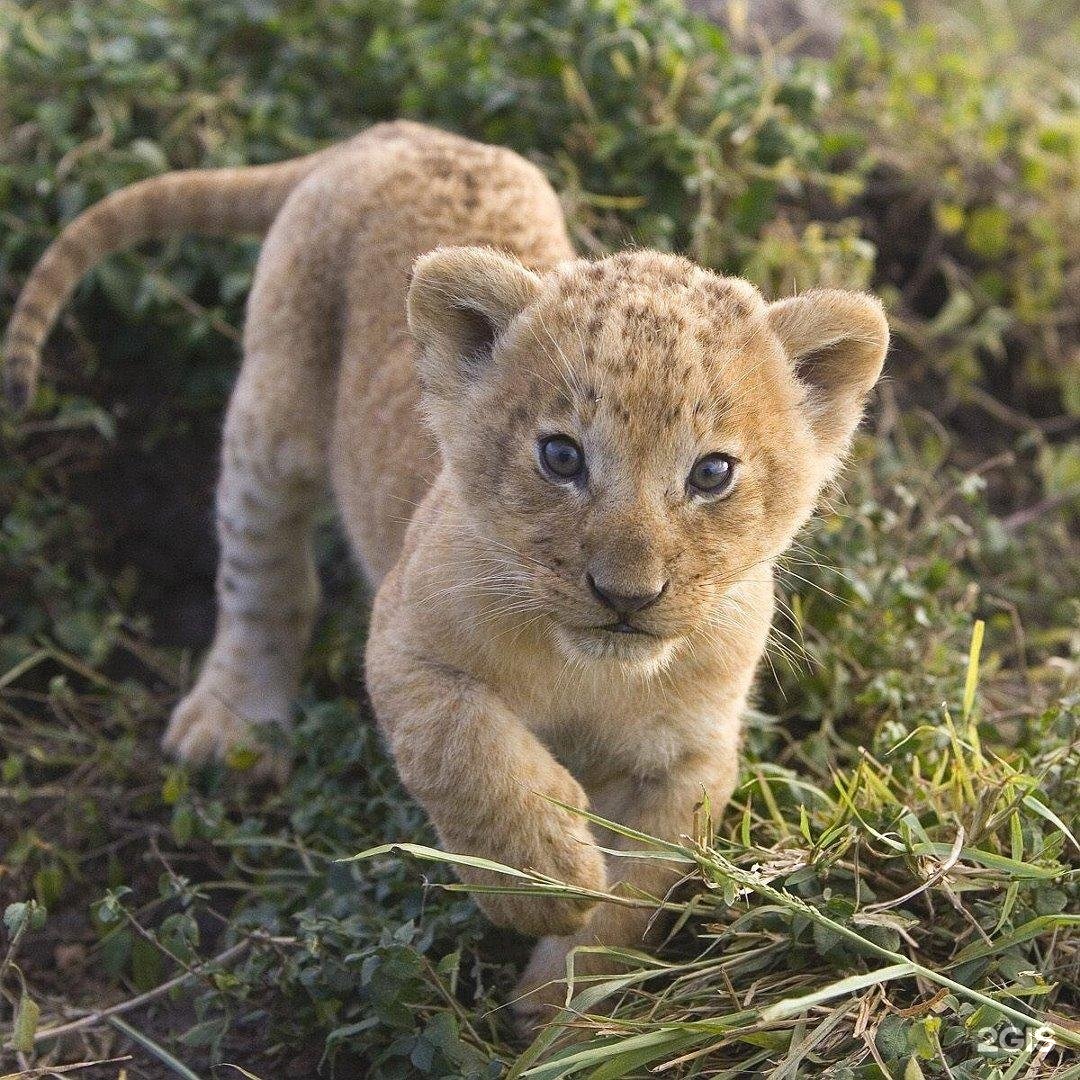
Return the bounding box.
[0,917,31,1011]
[0,935,294,1051]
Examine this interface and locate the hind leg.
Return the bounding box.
[163,376,326,779]
[160,169,349,778]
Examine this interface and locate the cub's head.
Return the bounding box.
[408,247,887,670]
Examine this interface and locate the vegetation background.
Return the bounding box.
[0,0,1076,1076]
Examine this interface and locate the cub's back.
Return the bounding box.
[250,122,575,583]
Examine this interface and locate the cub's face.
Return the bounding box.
[409,249,888,670]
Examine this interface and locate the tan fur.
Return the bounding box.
[3,121,888,1030]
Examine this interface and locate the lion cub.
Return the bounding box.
[5,121,888,1027]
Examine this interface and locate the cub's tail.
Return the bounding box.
[3,144,339,412]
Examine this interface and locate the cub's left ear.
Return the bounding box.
[407,246,542,403]
[767,289,889,461]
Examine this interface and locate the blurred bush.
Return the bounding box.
[2,0,1074,444]
[833,0,1078,421]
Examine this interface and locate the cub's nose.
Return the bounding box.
[587,573,668,616]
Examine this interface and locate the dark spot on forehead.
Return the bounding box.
[654,261,694,288]
[462,171,480,211]
[700,278,754,319]
[429,155,454,179]
[550,387,573,413]
[608,396,633,425]
[692,324,716,350]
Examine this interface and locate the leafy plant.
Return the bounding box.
[831,0,1079,425]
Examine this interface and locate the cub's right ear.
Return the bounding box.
[407,246,541,402]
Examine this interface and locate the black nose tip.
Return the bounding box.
[587,574,667,616]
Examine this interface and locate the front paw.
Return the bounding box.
[473,827,606,937]
[164,684,290,783]
[510,934,577,1037]
[510,933,623,1037]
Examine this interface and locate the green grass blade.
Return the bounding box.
[758,963,918,1022]
[949,914,1080,965]
[963,619,985,721]
[343,842,537,879]
[1022,794,1080,853]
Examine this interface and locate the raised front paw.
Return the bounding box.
[470,782,608,936]
[473,829,606,937]
[163,684,291,783]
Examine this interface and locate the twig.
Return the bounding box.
[144,269,243,345]
[966,385,1077,438]
[0,1057,133,1078]
[2,935,291,1051]
[1002,488,1079,531]
[108,1015,205,1080]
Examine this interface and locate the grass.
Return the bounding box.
[1,0,1078,1077]
[2,418,1075,1077]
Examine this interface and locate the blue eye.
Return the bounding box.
[539,435,584,481]
[688,453,736,497]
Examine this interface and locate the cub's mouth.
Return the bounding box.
[551,618,677,669]
[598,618,659,637]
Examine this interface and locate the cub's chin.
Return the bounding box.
[551,623,678,675]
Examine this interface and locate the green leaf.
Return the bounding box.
[964,206,1010,258]
[950,915,1080,965]
[12,993,40,1054]
[903,1055,927,1080]
[3,902,29,937]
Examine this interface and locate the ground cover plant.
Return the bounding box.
[1,0,1077,1076]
